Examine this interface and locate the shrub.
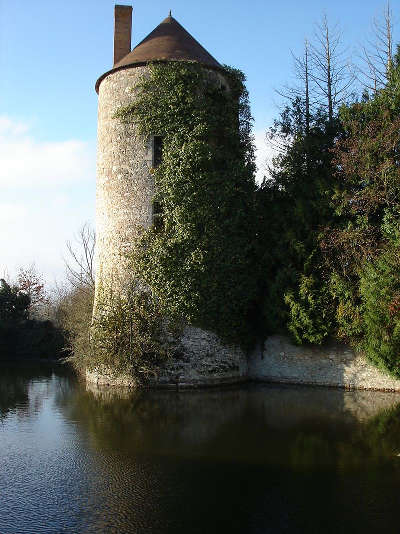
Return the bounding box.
[55,284,94,366]
[359,248,400,377]
[88,286,181,384]
[285,273,334,345]
[0,278,64,360]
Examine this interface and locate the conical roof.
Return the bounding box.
[96,15,221,92]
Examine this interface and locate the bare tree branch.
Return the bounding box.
[354,2,395,93]
[64,223,96,292]
[310,14,354,121]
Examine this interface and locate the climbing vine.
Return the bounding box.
[116,62,258,346]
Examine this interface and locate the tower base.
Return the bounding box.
[85,325,247,389]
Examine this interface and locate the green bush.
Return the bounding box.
[89,287,181,384]
[0,279,64,360]
[359,248,400,377]
[328,272,364,343]
[285,273,334,345]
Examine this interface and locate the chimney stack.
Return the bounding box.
[114,5,132,65]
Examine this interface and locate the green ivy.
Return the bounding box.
[116,62,258,347]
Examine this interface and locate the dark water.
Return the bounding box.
[1,365,400,533]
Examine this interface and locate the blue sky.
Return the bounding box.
[0,0,397,284]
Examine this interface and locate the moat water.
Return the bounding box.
[1,363,400,533]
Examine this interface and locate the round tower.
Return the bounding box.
[91,6,247,387]
[94,6,224,309]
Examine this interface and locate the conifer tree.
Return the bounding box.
[257,16,352,343]
[258,98,342,342]
[322,51,400,373]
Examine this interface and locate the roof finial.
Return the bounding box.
[169,9,172,16]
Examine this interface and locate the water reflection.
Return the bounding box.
[0,363,71,420]
[1,364,400,533]
[63,382,400,469]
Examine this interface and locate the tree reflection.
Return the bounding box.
[59,382,400,470]
[56,382,400,533]
[0,375,29,420]
[0,363,72,420]
[3,366,400,533]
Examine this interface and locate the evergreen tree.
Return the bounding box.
[0,279,30,324]
[258,98,341,343]
[323,52,400,374]
[257,16,353,344]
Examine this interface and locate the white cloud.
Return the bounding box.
[254,130,277,184]
[0,116,94,189]
[0,116,30,137]
[0,202,27,224]
[0,116,95,285]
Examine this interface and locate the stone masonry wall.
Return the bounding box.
[94,65,229,310]
[249,335,400,392]
[86,331,400,390]
[94,66,154,311]
[86,325,248,388]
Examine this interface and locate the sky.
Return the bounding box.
[0,0,398,285]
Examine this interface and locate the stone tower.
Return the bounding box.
[94,6,224,309]
[91,6,247,387]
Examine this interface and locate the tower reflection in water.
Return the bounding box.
[2,365,400,533]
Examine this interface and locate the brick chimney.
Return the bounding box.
[114,5,132,65]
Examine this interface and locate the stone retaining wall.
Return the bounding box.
[86,333,400,391]
[249,335,400,392]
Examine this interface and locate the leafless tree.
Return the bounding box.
[274,39,313,136]
[268,40,311,162]
[310,15,354,122]
[64,223,96,292]
[356,2,395,93]
[1,266,10,282]
[294,39,312,134]
[17,264,46,307]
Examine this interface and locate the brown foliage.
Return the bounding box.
[17,264,47,308]
[333,115,400,216]
[322,107,400,278]
[321,225,381,277]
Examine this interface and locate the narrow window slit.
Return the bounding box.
[152,136,163,168]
